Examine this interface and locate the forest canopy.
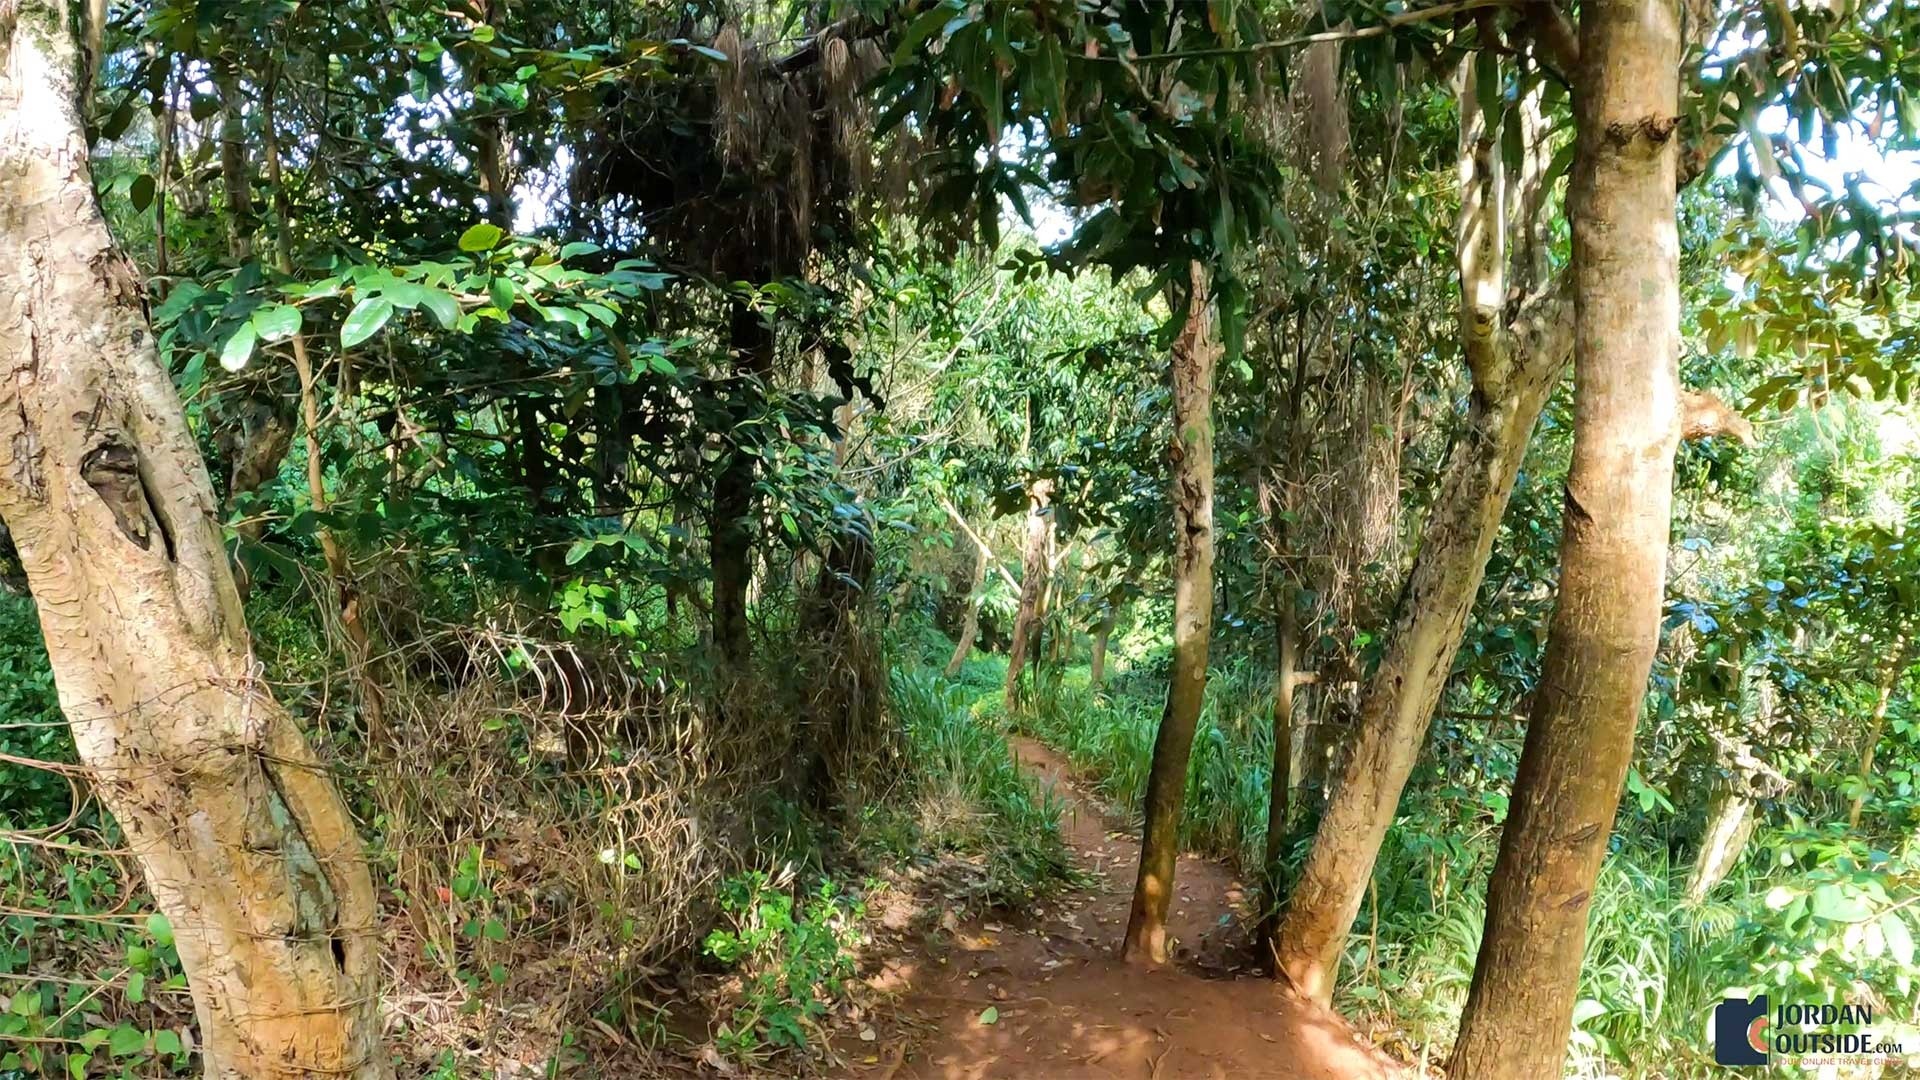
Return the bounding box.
[1,0,1919,1076]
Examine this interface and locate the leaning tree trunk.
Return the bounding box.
[0,6,386,1077]
[1001,477,1053,713]
[1448,2,1683,1074]
[1270,51,1573,1001]
[1122,262,1219,965]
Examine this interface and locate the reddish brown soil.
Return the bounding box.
[847,737,1400,1080]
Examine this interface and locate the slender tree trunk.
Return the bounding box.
[1001,478,1053,713]
[1270,52,1574,1001]
[0,7,385,1075]
[1849,633,1915,829]
[1090,609,1116,686]
[1448,2,1683,1073]
[211,56,254,262]
[1270,337,1564,995]
[711,299,772,666]
[946,541,987,677]
[1259,602,1300,939]
[1122,262,1219,965]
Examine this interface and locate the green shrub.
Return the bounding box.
[702,871,865,1062]
[0,593,72,828]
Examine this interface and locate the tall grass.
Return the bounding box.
[889,665,1072,905]
[966,643,1919,1077]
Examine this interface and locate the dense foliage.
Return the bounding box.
[1,0,1918,1076]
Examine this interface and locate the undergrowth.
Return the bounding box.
[977,644,1920,1079]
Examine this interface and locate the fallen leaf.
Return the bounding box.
[978,1006,999,1026]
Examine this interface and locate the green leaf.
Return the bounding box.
[482,918,509,942]
[107,1024,146,1057]
[459,222,505,252]
[153,1030,183,1057]
[250,303,303,342]
[147,912,174,948]
[977,1006,998,1025]
[129,174,156,213]
[219,324,258,372]
[1880,911,1914,966]
[125,970,146,1004]
[414,287,460,330]
[559,241,600,261]
[1810,883,1874,923]
[340,296,395,348]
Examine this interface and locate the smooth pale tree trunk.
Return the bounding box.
[1001,478,1053,713]
[0,6,386,1076]
[946,542,987,677]
[1687,784,1757,902]
[1449,2,1684,1073]
[1089,609,1116,686]
[1122,262,1219,965]
[1686,662,1784,900]
[1849,633,1915,829]
[1270,52,1574,999]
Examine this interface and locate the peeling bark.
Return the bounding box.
[0,5,386,1076]
[1122,262,1219,965]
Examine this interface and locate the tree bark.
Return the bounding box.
[1849,633,1915,829]
[1090,608,1116,686]
[1001,477,1053,713]
[1269,52,1574,1001]
[1259,602,1300,939]
[1686,784,1755,903]
[711,298,773,666]
[1448,2,1683,1073]
[945,538,988,677]
[0,6,386,1076]
[1122,262,1219,965]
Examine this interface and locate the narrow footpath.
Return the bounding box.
[852,737,1400,1079]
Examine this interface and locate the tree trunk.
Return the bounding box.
[0,7,386,1076]
[1090,609,1116,686]
[1122,262,1219,965]
[946,540,987,677]
[1270,52,1574,1001]
[211,56,254,261]
[1686,784,1755,903]
[711,299,772,666]
[1270,335,1565,997]
[1849,633,1915,829]
[1448,2,1683,1073]
[1259,602,1300,939]
[1001,477,1053,713]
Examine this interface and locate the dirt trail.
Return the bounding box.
[851,737,1399,1079]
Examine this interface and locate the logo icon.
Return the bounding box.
[1714,995,1770,1066]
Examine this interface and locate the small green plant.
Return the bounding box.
[701,869,865,1062]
